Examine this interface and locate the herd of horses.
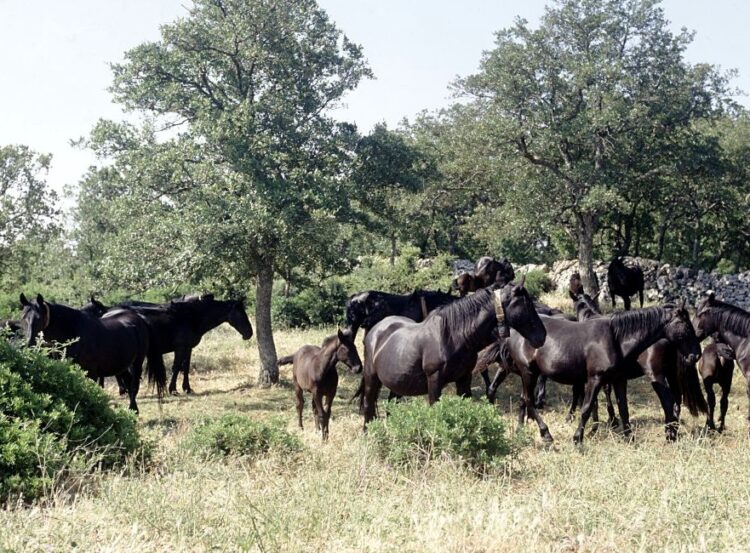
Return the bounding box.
[3,255,750,446]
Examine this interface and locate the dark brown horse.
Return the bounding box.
[562,292,706,438]
[698,340,735,432]
[19,293,164,413]
[360,281,546,428]
[278,328,362,440]
[494,303,700,444]
[452,272,481,297]
[569,271,584,297]
[694,293,750,432]
[452,257,515,297]
[607,256,644,310]
[475,256,515,287]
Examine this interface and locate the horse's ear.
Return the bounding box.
[337,328,346,342]
[20,293,29,306]
[707,291,716,303]
[36,293,45,305]
[679,297,686,310]
[90,295,96,304]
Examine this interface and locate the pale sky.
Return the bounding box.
[0,0,748,202]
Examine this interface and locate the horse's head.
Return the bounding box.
[226,299,253,340]
[336,328,362,374]
[19,293,50,347]
[494,277,546,348]
[81,296,109,317]
[664,299,701,364]
[692,293,718,341]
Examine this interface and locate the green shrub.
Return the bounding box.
[715,258,736,275]
[185,414,302,459]
[0,339,142,503]
[522,269,553,298]
[366,396,513,472]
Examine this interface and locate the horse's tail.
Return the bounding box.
[473,339,508,374]
[676,351,707,417]
[277,354,294,367]
[146,347,167,401]
[350,377,365,405]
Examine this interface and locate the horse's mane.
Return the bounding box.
[320,333,339,350]
[707,299,750,337]
[430,287,494,331]
[610,306,668,341]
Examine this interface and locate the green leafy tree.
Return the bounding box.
[457,0,732,291]
[80,0,371,385]
[0,145,58,281]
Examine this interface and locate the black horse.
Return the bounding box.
[360,281,546,428]
[493,303,700,444]
[345,289,455,338]
[694,293,750,433]
[552,292,706,438]
[19,293,164,412]
[97,294,254,395]
[607,256,644,310]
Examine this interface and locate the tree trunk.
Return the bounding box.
[389,234,397,266]
[656,219,669,263]
[577,213,600,295]
[255,260,278,387]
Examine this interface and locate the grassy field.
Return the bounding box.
[2,307,750,552]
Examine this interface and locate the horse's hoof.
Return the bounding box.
[183,388,194,395]
[609,417,620,428]
[541,433,554,444]
[169,389,179,396]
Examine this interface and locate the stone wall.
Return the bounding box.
[450,256,750,309]
[546,257,750,310]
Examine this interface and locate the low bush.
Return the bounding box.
[366,396,513,472]
[0,339,142,503]
[522,269,553,298]
[185,414,302,459]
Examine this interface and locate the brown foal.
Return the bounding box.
[278,329,362,440]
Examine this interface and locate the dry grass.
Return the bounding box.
[2,320,750,552]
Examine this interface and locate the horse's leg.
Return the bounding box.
[604,383,619,427]
[718,362,734,433]
[311,389,323,432]
[294,381,304,430]
[386,390,402,402]
[455,373,472,399]
[521,371,553,442]
[534,375,547,409]
[362,374,382,429]
[181,349,194,394]
[487,365,509,403]
[128,355,145,414]
[703,376,717,431]
[480,369,491,393]
[426,371,442,405]
[566,383,583,422]
[98,376,105,388]
[116,373,129,396]
[611,294,616,310]
[168,351,181,395]
[322,387,336,441]
[639,288,644,308]
[573,374,604,445]
[623,295,631,311]
[650,376,678,441]
[612,378,633,440]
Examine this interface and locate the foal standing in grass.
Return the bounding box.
[278,329,362,440]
